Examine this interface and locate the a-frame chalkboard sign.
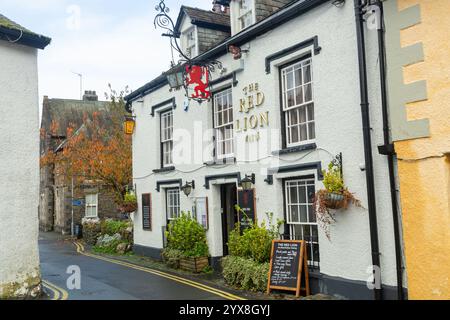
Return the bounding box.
[267,240,310,298]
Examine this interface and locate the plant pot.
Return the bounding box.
[179,257,209,273]
[324,192,346,210]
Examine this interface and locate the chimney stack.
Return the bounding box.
[82,90,98,101]
[212,2,222,13]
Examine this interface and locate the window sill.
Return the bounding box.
[272,143,317,156]
[204,158,236,166]
[152,166,176,174]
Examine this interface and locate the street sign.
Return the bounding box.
[72,199,84,207]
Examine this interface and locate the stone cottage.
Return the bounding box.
[39,91,123,235]
[0,14,50,299]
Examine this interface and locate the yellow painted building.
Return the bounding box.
[385,0,450,299]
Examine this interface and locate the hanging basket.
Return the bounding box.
[324,192,346,210]
[120,202,138,213]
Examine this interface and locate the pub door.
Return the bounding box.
[220,183,238,256]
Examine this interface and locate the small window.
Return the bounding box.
[183,27,197,58]
[238,0,254,31]
[284,178,320,269]
[281,57,315,148]
[166,188,180,222]
[85,194,98,218]
[213,88,234,159]
[160,110,173,167]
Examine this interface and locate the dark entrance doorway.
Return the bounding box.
[220,183,238,256]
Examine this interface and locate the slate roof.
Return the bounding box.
[174,6,231,34]
[0,13,51,49]
[40,97,110,153]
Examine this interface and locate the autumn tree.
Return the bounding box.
[41,85,133,206]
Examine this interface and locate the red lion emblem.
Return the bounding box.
[185,65,210,100]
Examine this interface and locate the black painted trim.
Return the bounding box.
[152,166,176,174]
[210,72,238,88]
[151,97,176,117]
[125,75,167,103]
[204,172,242,190]
[265,162,323,185]
[133,244,163,261]
[273,143,317,156]
[0,27,51,49]
[156,179,182,192]
[265,36,321,74]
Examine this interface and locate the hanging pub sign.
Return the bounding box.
[267,240,310,298]
[237,188,256,231]
[185,65,211,102]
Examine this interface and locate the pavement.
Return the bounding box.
[39,232,244,300]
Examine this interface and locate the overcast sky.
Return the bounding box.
[1,0,208,105]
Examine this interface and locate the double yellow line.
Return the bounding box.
[74,242,245,300]
[42,280,69,301]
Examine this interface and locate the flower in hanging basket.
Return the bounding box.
[314,155,362,239]
[120,190,138,213]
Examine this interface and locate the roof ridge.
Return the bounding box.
[181,5,226,15]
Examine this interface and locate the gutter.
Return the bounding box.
[374,0,405,300]
[0,26,51,49]
[354,0,382,300]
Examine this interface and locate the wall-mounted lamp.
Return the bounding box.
[240,174,255,191]
[181,180,195,197]
[164,64,186,90]
[124,115,136,135]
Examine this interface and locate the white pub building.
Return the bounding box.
[125,0,406,300]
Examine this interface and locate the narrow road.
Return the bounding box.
[39,233,236,300]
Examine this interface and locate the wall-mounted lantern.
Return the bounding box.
[240,174,255,191]
[181,180,195,197]
[124,115,136,135]
[165,64,185,90]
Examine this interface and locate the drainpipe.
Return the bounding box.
[354,0,382,300]
[374,0,405,300]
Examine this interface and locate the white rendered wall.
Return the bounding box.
[0,41,41,297]
[132,2,398,289]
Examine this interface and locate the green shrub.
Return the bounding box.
[166,212,209,258]
[222,256,270,292]
[82,220,101,245]
[162,248,184,268]
[101,219,130,236]
[93,239,130,255]
[227,212,283,264]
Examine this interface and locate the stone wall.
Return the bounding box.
[255,0,293,22]
[197,27,230,54]
[52,170,123,234]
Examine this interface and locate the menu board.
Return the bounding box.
[237,189,256,230]
[193,197,209,229]
[267,240,310,297]
[142,194,152,231]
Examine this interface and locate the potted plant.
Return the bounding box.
[120,190,138,213]
[314,155,361,239]
[165,212,210,273]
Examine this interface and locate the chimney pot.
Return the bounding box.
[83,90,99,101]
